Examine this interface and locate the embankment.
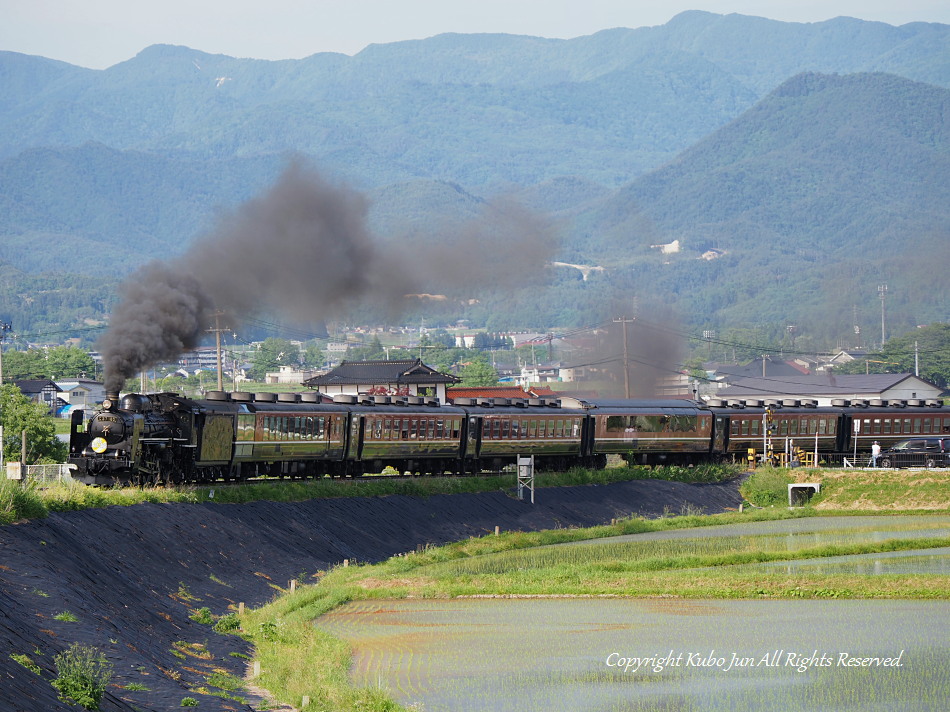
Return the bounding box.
[0,478,741,711]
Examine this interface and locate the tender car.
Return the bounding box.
[878,438,950,468]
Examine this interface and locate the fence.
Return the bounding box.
[6,463,73,483]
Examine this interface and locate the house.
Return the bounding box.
[14,379,62,414]
[54,379,106,409]
[713,373,942,406]
[302,359,461,401]
[264,365,319,385]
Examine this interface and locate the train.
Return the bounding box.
[66,390,949,485]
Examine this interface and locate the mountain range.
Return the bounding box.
[0,10,948,343]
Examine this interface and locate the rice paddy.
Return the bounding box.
[307,515,950,711]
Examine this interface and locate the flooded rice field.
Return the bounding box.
[317,598,950,711]
[316,516,950,711]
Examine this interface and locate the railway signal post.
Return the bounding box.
[517,455,535,504]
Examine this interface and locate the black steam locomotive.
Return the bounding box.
[67,390,948,485]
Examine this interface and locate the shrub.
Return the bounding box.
[213,613,240,634]
[51,643,113,710]
[189,607,214,624]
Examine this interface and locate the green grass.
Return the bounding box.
[0,464,741,525]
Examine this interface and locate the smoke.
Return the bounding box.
[98,160,558,393]
[97,263,213,393]
[572,301,685,398]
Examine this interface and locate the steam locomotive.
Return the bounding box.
[67,390,949,485]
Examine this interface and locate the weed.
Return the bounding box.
[257,619,284,642]
[189,607,214,625]
[176,582,198,602]
[123,682,150,691]
[0,478,48,524]
[32,588,49,597]
[54,610,79,622]
[209,573,231,587]
[213,613,240,634]
[10,653,41,675]
[229,651,251,659]
[206,671,244,691]
[180,698,198,707]
[51,643,113,711]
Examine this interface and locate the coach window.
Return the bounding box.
[903,418,911,434]
[943,418,950,433]
[790,419,799,436]
[913,418,922,434]
[493,419,502,439]
[872,419,882,435]
[408,419,417,439]
[373,418,382,439]
[923,418,932,434]
[740,420,749,436]
[883,419,892,434]
[731,420,740,436]
[750,419,760,436]
[863,420,871,435]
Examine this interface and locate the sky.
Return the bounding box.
[3,0,949,70]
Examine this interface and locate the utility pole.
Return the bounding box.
[207,311,227,391]
[878,284,888,346]
[613,317,634,398]
[0,321,11,384]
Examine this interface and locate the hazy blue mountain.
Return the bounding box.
[1,11,947,187]
[0,12,948,337]
[573,72,950,332]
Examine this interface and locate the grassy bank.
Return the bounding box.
[0,463,740,525]
[741,466,950,510]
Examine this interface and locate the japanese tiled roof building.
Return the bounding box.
[302,359,460,401]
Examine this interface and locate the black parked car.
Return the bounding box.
[878,438,950,468]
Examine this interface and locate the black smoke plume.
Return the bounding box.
[98,161,557,393]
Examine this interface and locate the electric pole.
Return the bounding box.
[0,322,11,384]
[613,317,634,398]
[878,284,888,347]
[207,311,227,391]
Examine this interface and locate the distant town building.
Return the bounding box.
[55,379,106,410]
[714,373,941,406]
[264,365,319,385]
[302,359,460,401]
[14,379,61,414]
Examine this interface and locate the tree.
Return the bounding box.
[348,335,387,362]
[250,338,300,381]
[44,346,97,380]
[459,355,499,387]
[301,342,325,369]
[0,384,66,463]
[834,323,950,387]
[2,349,46,381]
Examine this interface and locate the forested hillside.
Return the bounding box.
[0,11,947,339]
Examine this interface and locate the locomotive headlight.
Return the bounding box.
[102,398,113,410]
[91,437,108,454]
